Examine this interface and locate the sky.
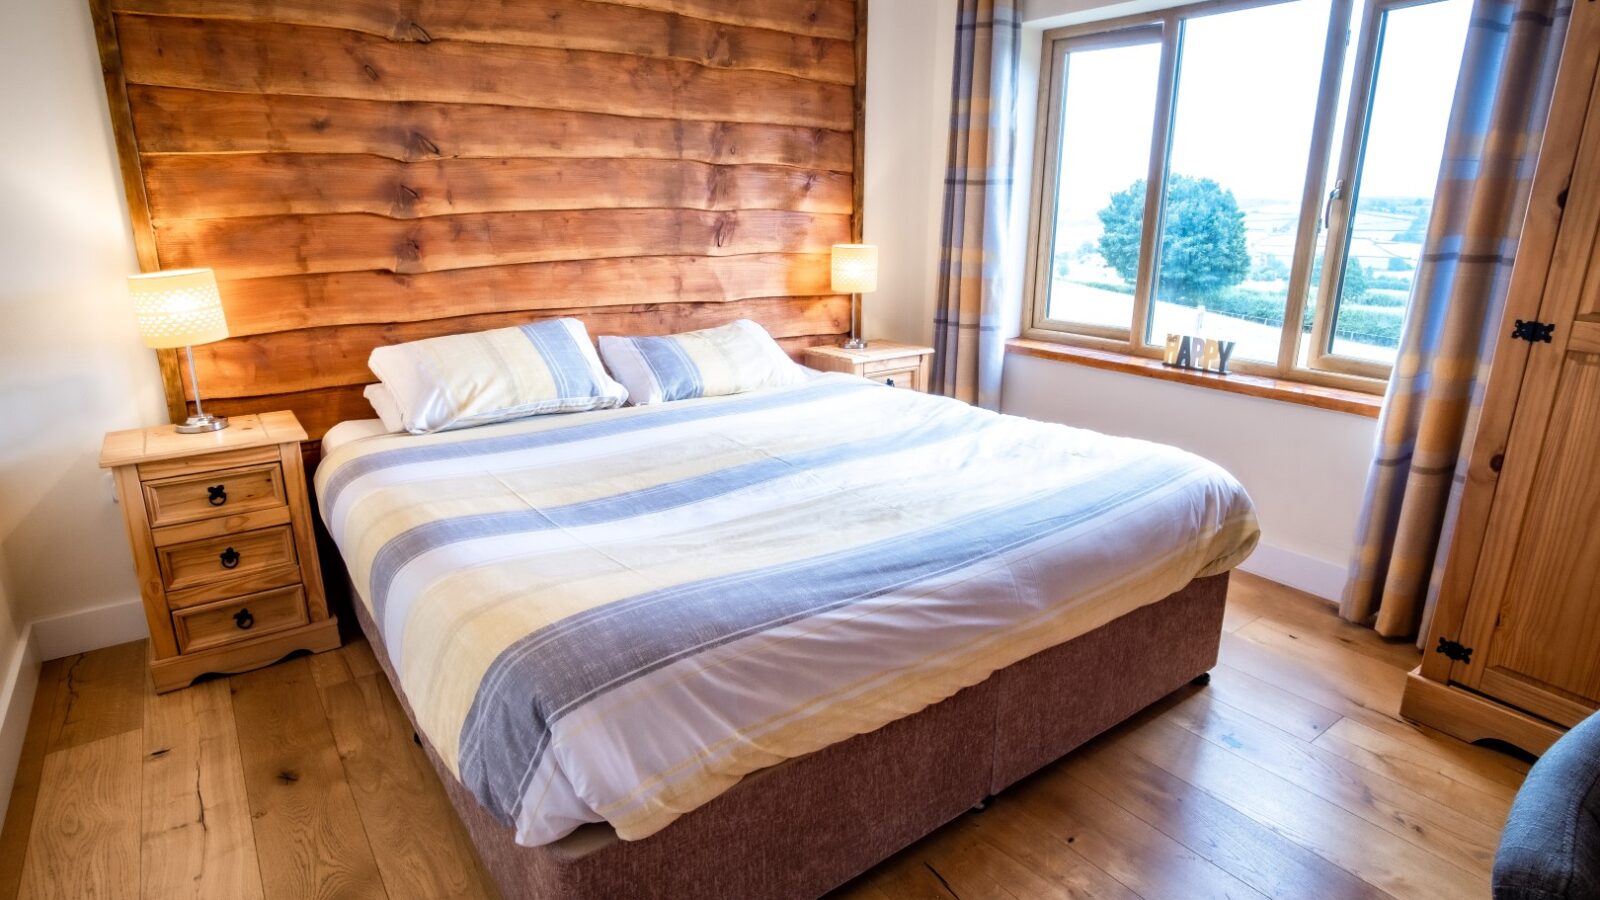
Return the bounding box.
[1050,0,1473,237]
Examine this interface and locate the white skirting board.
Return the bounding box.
[1236,541,1349,604]
[31,597,148,662]
[0,625,41,828]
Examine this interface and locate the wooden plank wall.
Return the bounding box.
[91,0,865,443]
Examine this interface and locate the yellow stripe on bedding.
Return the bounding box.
[400,432,1146,772]
[335,387,915,603]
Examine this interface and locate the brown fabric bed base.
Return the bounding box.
[353,573,1229,900]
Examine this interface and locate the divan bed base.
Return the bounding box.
[352,573,1229,900]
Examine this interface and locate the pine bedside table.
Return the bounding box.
[803,342,935,392]
[100,411,339,692]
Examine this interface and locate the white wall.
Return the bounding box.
[1002,355,1374,598]
[862,0,960,347]
[0,0,164,651]
[862,0,1378,600]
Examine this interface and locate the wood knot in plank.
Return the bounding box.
[410,132,441,158]
[276,769,300,785]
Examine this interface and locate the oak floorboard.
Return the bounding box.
[18,730,143,899]
[228,657,386,900]
[141,679,263,900]
[1219,620,1407,722]
[314,671,494,899]
[1003,765,1268,900]
[1226,571,1423,671]
[0,659,68,900]
[47,642,147,753]
[1110,712,1489,900]
[1205,662,1345,742]
[1059,735,1384,900]
[4,576,1530,900]
[1162,690,1500,877]
[956,801,1141,900]
[1312,716,1519,825]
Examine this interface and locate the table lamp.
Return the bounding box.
[831,243,878,350]
[128,268,231,433]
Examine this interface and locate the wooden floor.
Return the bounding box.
[0,572,1528,899]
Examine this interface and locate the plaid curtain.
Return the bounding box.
[930,0,1022,409]
[1342,0,1570,638]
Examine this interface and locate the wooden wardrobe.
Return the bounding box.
[1402,0,1600,756]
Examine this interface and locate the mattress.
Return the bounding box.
[313,374,1258,847]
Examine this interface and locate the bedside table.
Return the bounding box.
[803,342,935,392]
[100,411,339,692]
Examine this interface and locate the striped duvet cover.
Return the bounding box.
[315,374,1258,847]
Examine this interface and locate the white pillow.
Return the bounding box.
[597,319,806,406]
[362,383,405,433]
[367,318,628,434]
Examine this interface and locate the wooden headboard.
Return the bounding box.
[90,0,865,442]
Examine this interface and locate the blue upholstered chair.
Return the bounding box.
[1493,710,1600,900]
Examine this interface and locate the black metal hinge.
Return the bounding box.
[1511,319,1555,343]
[1435,638,1474,664]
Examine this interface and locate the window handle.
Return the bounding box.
[1323,179,1345,230]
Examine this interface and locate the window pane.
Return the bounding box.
[1301,0,1367,368]
[1147,0,1334,362]
[1328,0,1472,364]
[1043,39,1163,329]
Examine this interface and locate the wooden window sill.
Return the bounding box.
[1006,339,1383,418]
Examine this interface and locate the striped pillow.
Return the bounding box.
[597,319,807,406]
[368,318,628,434]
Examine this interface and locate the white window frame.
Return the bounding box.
[1021,0,1445,393]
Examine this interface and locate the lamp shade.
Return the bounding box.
[127,268,228,349]
[831,244,879,294]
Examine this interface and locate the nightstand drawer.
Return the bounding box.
[876,367,922,390]
[173,585,308,654]
[143,463,287,528]
[157,525,298,593]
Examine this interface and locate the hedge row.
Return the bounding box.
[1058,279,1405,348]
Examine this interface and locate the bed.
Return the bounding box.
[314,373,1258,899]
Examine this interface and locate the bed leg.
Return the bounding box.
[1190,671,1212,687]
[413,732,422,746]
[971,794,996,812]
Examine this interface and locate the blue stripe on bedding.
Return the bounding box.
[519,321,585,400]
[321,379,859,514]
[633,335,705,401]
[364,410,988,619]
[455,453,1181,825]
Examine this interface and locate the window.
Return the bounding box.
[1025,0,1473,388]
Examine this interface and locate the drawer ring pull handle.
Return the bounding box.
[207,485,228,506]
[219,547,241,569]
[233,609,254,630]
[885,377,896,387]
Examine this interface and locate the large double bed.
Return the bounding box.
[314,373,1258,899]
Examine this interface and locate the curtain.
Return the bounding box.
[1341,0,1570,638]
[930,0,1022,409]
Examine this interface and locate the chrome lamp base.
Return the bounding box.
[175,414,228,434]
[842,291,868,349]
